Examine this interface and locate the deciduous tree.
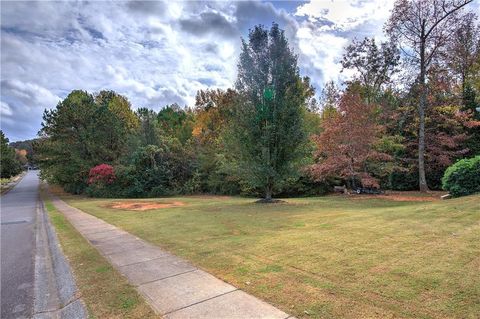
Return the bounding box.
[37,90,138,193]
[157,104,194,144]
[443,13,479,95]
[386,0,473,191]
[310,89,391,189]
[319,81,339,121]
[341,37,399,103]
[136,107,161,146]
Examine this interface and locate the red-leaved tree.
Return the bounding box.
[88,164,116,185]
[309,89,391,188]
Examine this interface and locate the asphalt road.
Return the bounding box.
[1,171,39,319]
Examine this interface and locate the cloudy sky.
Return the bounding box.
[1,0,478,141]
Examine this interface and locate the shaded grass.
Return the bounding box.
[43,198,159,319]
[60,192,480,319]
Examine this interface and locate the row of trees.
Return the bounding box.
[311,0,480,191]
[35,0,480,199]
[0,131,25,178]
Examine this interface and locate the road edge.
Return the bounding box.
[0,171,27,196]
[33,196,87,319]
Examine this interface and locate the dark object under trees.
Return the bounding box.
[386,0,473,192]
[353,187,385,195]
[229,23,310,201]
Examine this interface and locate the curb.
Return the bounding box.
[0,171,27,196]
[33,197,87,319]
[50,195,292,319]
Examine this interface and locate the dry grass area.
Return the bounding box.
[43,196,159,319]
[347,191,447,202]
[60,192,479,319]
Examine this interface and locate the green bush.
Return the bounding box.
[442,156,480,197]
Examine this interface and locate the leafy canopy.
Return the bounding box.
[228,23,311,199]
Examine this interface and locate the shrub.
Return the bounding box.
[442,156,480,197]
[88,164,116,185]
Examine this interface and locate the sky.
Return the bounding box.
[1,0,478,142]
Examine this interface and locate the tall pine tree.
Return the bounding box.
[229,23,310,201]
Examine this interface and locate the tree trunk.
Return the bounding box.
[418,95,428,192]
[265,185,272,201]
[418,29,429,192]
[350,175,356,189]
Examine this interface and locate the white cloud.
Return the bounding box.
[5,0,475,141]
[297,29,349,83]
[0,1,246,139]
[1,101,13,117]
[0,0,394,141]
[291,0,399,95]
[295,0,394,32]
[0,80,61,140]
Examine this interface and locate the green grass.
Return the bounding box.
[43,198,159,319]
[59,193,480,319]
[0,177,11,185]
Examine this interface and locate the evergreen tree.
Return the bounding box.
[0,130,22,178]
[229,23,310,201]
[36,90,138,193]
[136,107,161,146]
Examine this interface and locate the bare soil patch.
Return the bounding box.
[106,201,185,211]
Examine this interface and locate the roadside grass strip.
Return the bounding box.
[43,198,158,319]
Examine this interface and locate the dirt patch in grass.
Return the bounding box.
[43,197,158,318]
[64,193,480,318]
[106,201,186,211]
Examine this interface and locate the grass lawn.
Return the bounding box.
[57,191,480,319]
[43,197,159,319]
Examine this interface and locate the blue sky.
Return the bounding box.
[1,0,478,141]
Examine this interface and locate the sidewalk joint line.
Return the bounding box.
[136,268,198,287]
[162,288,238,316]
[87,233,130,243]
[50,195,291,318]
[100,243,146,256]
[112,255,168,267]
[80,228,120,235]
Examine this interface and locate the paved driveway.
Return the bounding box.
[1,171,39,318]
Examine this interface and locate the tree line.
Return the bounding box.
[32,0,479,200]
[0,131,26,178]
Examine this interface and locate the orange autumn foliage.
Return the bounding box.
[309,90,391,188]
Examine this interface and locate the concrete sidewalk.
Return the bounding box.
[50,196,293,319]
